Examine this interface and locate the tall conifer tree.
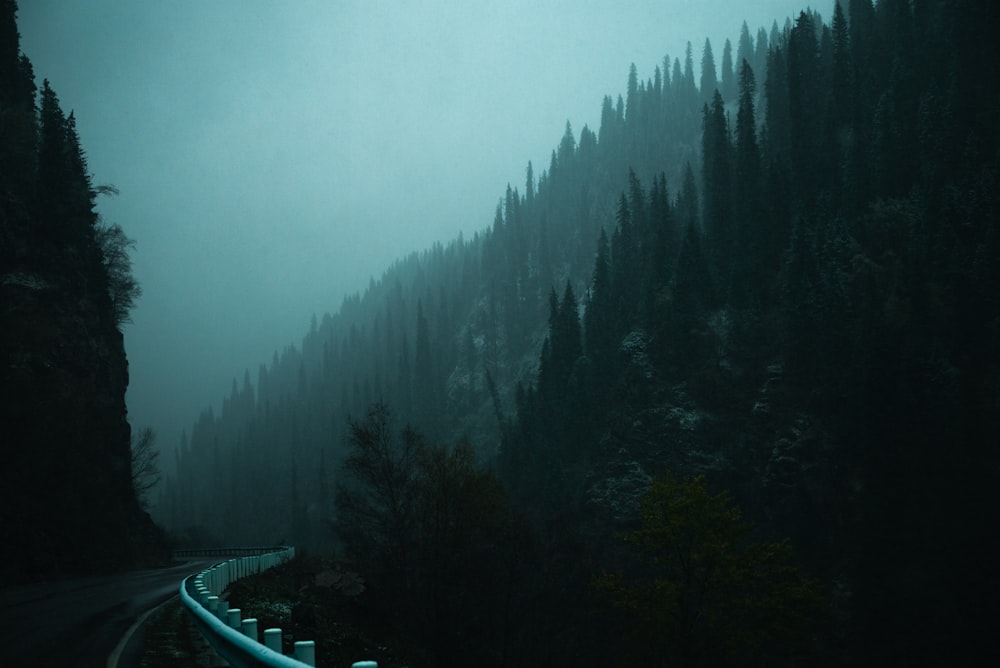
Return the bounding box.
[700,38,717,100]
[721,38,736,102]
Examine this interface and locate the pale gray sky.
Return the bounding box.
[18,0,813,449]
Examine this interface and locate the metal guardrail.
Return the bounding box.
[174,546,292,559]
[179,547,319,667]
[179,546,379,667]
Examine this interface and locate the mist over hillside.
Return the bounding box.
[5,0,999,665]
[156,1,1000,664]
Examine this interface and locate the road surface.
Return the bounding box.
[0,559,214,667]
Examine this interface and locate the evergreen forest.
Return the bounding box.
[3,0,998,665]
[162,1,1000,664]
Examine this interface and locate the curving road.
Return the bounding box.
[0,559,215,667]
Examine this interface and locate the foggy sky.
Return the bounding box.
[18,0,812,454]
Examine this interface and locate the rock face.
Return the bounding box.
[1,269,161,583]
[0,10,167,579]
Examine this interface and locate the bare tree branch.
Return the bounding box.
[131,426,160,509]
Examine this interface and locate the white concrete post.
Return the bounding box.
[227,608,241,629]
[294,640,315,666]
[263,628,282,653]
[207,596,220,617]
[241,618,258,640]
[352,662,378,668]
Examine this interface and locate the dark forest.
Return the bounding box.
[3,1,999,666]
[1,0,166,582]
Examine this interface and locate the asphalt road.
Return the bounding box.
[0,559,215,668]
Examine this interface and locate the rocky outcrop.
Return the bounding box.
[1,268,165,583]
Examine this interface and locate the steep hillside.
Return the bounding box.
[0,1,166,583]
[165,1,999,664]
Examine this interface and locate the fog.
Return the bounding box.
[18,0,810,451]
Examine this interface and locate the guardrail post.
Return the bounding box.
[181,547,316,665]
[294,640,316,665]
[263,628,282,653]
[241,617,258,640]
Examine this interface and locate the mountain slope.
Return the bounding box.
[164,2,999,664]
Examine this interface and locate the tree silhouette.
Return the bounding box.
[699,38,717,100]
[131,427,160,510]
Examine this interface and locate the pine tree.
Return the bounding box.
[651,64,663,117]
[669,222,715,368]
[556,121,575,170]
[413,299,434,430]
[598,94,618,149]
[555,281,582,375]
[720,38,736,102]
[848,0,877,122]
[734,59,762,301]
[683,42,698,106]
[701,90,733,278]
[675,161,699,233]
[700,38,717,101]
[737,21,754,76]
[36,80,71,246]
[611,193,638,324]
[525,160,535,206]
[625,63,639,128]
[647,173,676,343]
[671,57,684,103]
[788,11,824,199]
[755,26,771,81]
[0,0,37,240]
[735,61,761,196]
[764,44,791,163]
[584,228,616,384]
[648,172,675,291]
[830,0,853,130]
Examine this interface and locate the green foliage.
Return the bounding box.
[596,473,825,666]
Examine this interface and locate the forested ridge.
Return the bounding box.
[0,0,166,582]
[162,1,997,665]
